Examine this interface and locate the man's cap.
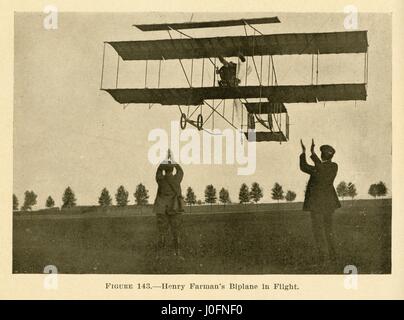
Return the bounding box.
[320,144,336,156]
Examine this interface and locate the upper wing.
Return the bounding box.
[107,31,368,61]
[134,17,281,31]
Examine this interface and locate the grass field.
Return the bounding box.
[13,203,391,274]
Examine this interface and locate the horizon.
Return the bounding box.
[13,194,392,212]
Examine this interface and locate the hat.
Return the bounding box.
[320,145,336,156]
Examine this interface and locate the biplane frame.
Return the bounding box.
[100,16,369,143]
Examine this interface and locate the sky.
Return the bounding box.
[14,12,392,208]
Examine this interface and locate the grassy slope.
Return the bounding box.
[13,205,391,274]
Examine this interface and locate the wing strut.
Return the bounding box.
[100,42,106,89]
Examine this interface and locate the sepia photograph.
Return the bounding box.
[12,10,392,277]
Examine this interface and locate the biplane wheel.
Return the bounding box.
[180,113,187,129]
[267,114,274,131]
[197,114,203,131]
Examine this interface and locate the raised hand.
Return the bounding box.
[310,139,315,154]
[161,149,172,164]
[167,148,177,164]
[300,139,306,153]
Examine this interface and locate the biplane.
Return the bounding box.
[100,16,368,142]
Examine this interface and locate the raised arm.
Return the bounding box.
[155,164,165,182]
[173,163,184,182]
[300,139,315,175]
[310,139,321,165]
[310,152,322,166]
[218,55,229,67]
[300,153,316,175]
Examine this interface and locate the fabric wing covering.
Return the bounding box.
[134,17,281,31]
[244,131,288,142]
[104,83,367,106]
[244,102,287,114]
[107,31,368,61]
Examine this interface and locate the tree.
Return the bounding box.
[376,181,388,197]
[347,182,357,203]
[285,190,297,202]
[21,190,37,211]
[368,181,388,198]
[46,196,55,208]
[134,183,149,205]
[62,187,76,209]
[239,183,250,204]
[368,183,378,198]
[336,181,348,199]
[185,187,197,213]
[219,188,231,208]
[250,182,263,205]
[115,185,129,206]
[13,194,19,211]
[204,184,217,207]
[98,188,112,207]
[185,187,197,209]
[271,183,284,203]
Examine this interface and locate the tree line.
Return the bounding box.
[186,182,297,208]
[13,180,388,212]
[335,181,388,200]
[13,182,295,212]
[13,184,150,211]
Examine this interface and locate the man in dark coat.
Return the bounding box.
[300,139,341,263]
[153,151,184,258]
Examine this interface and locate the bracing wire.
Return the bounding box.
[311,54,314,85]
[201,58,205,87]
[100,42,106,89]
[245,56,249,86]
[144,60,148,88]
[232,100,235,125]
[167,30,191,87]
[157,59,162,88]
[267,55,271,86]
[190,58,194,87]
[213,57,217,87]
[115,55,120,88]
[316,51,319,85]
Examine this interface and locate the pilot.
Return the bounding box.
[299,139,341,266]
[153,150,185,259]
[216,54,245,87]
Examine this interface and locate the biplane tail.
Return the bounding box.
[244,131,287,142]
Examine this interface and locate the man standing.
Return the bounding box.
[153,150,184,259]
[300,139,341,264]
